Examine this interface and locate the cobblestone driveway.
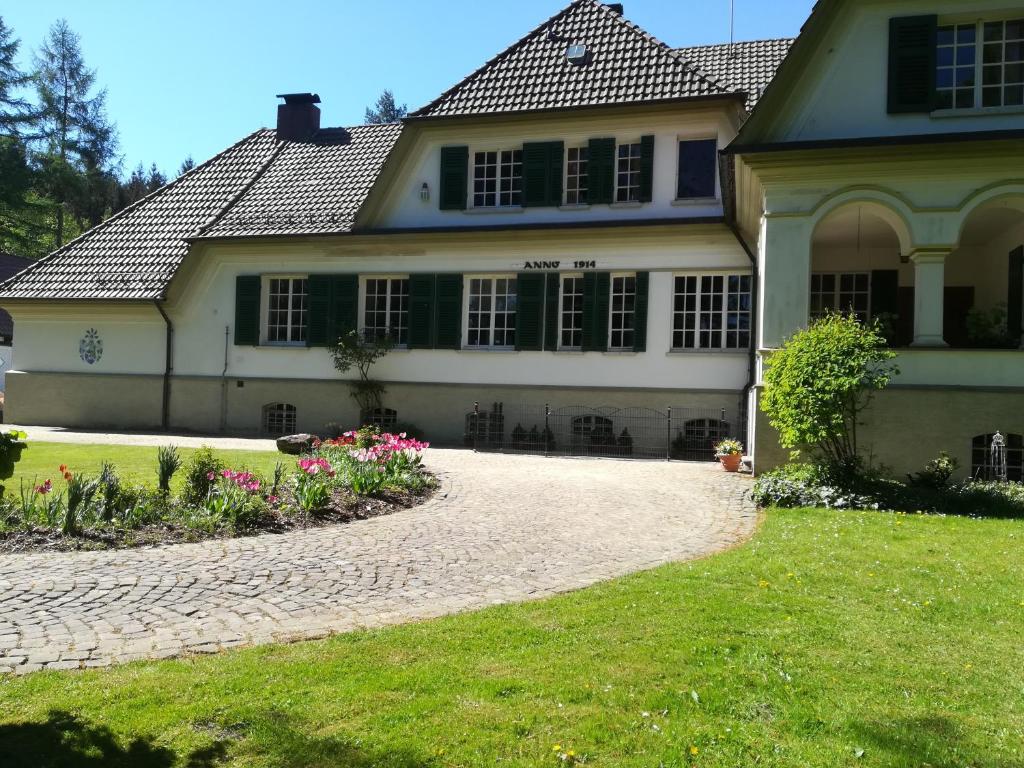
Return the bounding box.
[0,450,755,674]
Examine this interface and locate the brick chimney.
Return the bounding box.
[275,93,321,142]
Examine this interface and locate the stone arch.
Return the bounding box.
[809,189,916,258]
[954,182,1024,248]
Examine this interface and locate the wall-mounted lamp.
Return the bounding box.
[420,182,430,201]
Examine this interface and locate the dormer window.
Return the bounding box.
[473,150,522,207]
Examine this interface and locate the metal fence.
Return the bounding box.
[464,402,746,462]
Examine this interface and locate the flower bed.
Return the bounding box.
[0,430,435,553]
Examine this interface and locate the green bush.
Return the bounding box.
[180,446,224,505]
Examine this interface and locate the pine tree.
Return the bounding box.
[0,16,31,135]
[30,19,117,247]
[177,156,195,177]
[364,90,407,124]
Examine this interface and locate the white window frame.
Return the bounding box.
[463,274,518,350]
[359,275,410,347]
[471,148,523,208]
[608,272,637,351]
[809,271,871,323]
[564,146,589,205]
[558,273,585,350]
[935,15,1024,111]
[262,274,309,346]
[615,141,643,203]
[671,272,753,351]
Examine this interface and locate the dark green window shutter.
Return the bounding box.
[638,136,655,203]
[582,272,610,351]
[408,274,436,348]
[544,272,560,350]
[515,272,545,350]
[434,274,464,349]
[870,270,900,320]
[234,275,261,346]
[587,138,616,205]
[331,275,359,342]
[888,15,937,113]
[306,274,332,346]
[1009,246,1023,341]
[522,141,563,207]
[633,271,650,351]
[439,146,468,210]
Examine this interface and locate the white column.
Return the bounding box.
[911,252,949,347]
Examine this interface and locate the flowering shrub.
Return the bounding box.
[203,469,266,530]
[293,457,335,512]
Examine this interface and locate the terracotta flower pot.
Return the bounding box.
[718,452,742,472]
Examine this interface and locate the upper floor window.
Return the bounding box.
[473,150,522,207]
[363,277,409,345]
[609,273,636,350]
[810,272,870,323]
[615,142,642,202]
[266,276,308,344]
[559,274,584,349]
[673,273,751,350]
[936,18,1024,110]
[677,139,718,199]
[565,146,588,205]
[466,276,517,348]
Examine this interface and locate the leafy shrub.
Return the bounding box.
[181,446,224,505]
[156,445,182,493]
[907,452,959,489]
[966,303,1014,348]
[0,429,27,493]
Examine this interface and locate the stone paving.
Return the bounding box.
[0,449,756,674]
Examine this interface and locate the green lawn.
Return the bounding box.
[5,441,284,497]
[1,508,1022,768]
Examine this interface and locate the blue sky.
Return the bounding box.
[4,0,814,176]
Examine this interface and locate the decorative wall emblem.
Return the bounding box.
[79,328,103,365]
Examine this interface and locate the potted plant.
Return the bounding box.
[714,438,744,472]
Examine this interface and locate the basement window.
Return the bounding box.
[971,432,1024,481]
[362,407,398,429]
[263,403,297,436]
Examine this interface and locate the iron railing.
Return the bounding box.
[465,401,746,462]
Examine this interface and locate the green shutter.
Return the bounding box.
[544,272,560,350]
[515,273,545,350]
[1009,246,1023,342]
[408,274,436,348]
[633,271,649,351]
[435,274,463,349]
[582,272,610,352]
[306,274,331,346]
[888,15,937,113]
[638,136,654,203]
[587,138,616,205]
[234,275,261,346]
[870,270,900,320]
[439,146,468,210]
[331,275,359,342]
[523,141,564,207]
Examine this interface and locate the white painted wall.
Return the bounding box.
[0,344,11,390]
[368,106,738,230]
[751,0,1024,144]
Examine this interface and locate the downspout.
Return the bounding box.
[154,301,174,430]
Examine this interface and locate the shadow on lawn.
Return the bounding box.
[853,715,1016,767]
[0,709,436,768]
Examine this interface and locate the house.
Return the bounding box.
[0,251,30,393]
[0,0,1020,478]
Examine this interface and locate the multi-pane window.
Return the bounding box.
[609,274,636,350]
[810,272,870,323]
[677,139,718,199]
[560,275,584,349]
[467,277,517,348]
[971,433,1024,481]
[672,274,752,350]
[266,277,308,343]
[473,150,522,207]
[263,403,296,435]
[615,143,642,202]
[363,277,409,345]
[565,146,588,205]
[937,19,1024,109]
[981,19,1024,108]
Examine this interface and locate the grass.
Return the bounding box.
[1,508,1022,767]
[4,441,284,497]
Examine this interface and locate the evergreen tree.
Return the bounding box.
[0,16,31,135]
[364,89,407,124]
[30,19,117,247]
[177,156,195,177]
[146,162,166,193]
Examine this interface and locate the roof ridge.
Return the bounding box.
[409,0,590,118]
[676,37,797,51]
[0,129,276,294]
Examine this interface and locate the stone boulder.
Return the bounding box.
[276,433,317,455]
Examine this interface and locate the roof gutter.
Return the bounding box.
[154,301,174,431]
[724,127,1024,155]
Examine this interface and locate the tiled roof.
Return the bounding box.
[198,123,402,238]
[0,124,401,300]
[675,38,795,110]
[410,0,733,118]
